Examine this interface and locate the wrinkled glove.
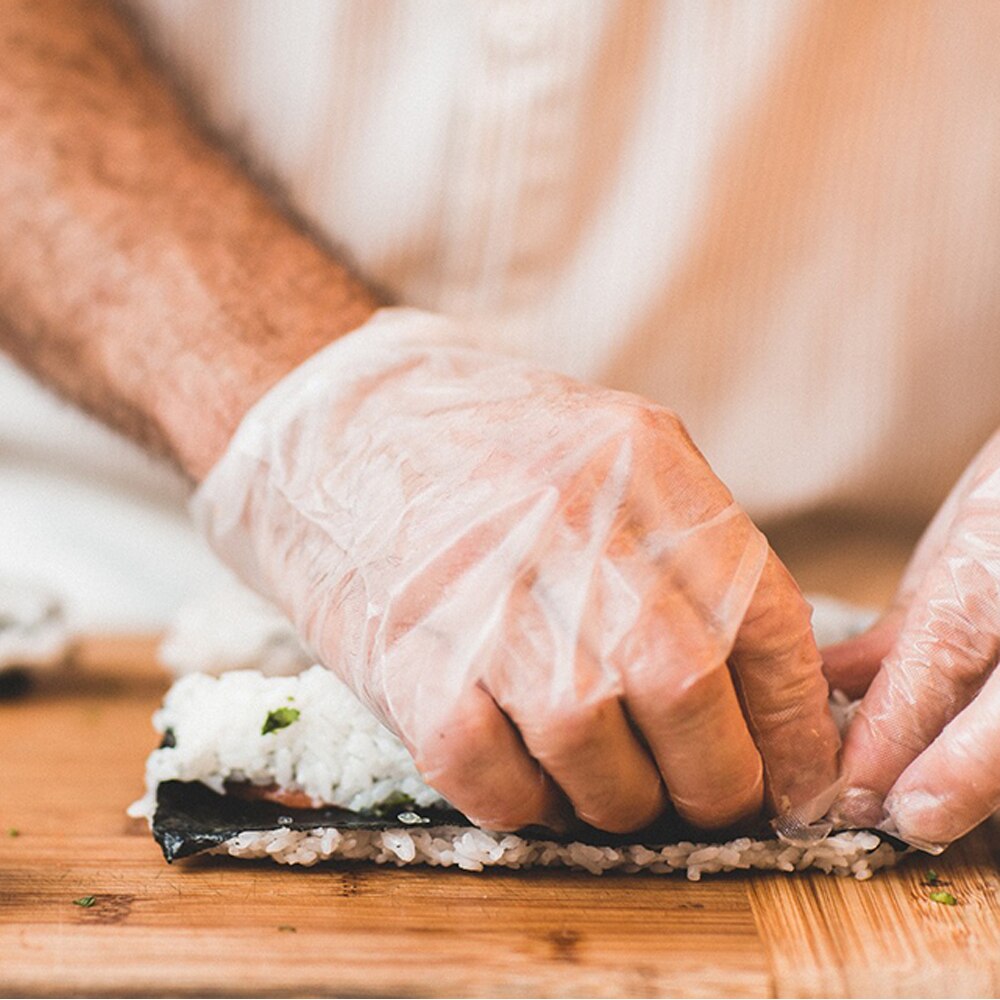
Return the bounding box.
[193,308,839,834]
[825,429,1000,851]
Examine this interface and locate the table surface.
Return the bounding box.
[3,519,1000,999]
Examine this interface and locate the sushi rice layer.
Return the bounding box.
[131,666,444,816]
[207,823,900,881]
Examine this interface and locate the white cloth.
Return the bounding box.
[0,361,231,628]
[3,0,1000,626]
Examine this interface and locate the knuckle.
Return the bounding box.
[519,705,625,784]
[528,697,617,759]
[411,741,462,790]
[471,797,546,832]
[415,752,546,833]
[412,701,497,779]
[744,666,828,733]
[575,784,665,834]
[647,666,727,730]
[738,581,816,663]
[674,778,763,830]
[914,604,997,680]
[613,399,683,442]
[671,757,765,830]
[854,697,928,757]
[412,695,554,832]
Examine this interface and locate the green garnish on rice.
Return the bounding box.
[7,827,19,838]
[373,790,417,816]
[929,890,957,906]
[73,896,96,908]
[262,706,300,735]
[926,869,940,885]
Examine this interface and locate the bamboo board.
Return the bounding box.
[3,524,1000,998]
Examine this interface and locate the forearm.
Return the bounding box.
[0,0,379,479]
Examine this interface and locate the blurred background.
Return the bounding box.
[1,0,998,630]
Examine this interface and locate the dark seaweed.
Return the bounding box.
[152,781,471,861]
[151,780,779,862]
[0,669,32,699]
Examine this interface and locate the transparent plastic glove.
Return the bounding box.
[825,429,1000,851]
[193,308,839,834]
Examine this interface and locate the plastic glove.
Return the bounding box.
[824,429,1000,851]
[193,308,839,834]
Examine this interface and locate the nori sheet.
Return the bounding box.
[0,668,31,699]
[153,780,471,861]
[151,779,767,862]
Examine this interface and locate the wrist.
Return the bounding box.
[190,306,470,592]
[152,289,379,481]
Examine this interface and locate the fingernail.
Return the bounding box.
[772,778,842,846]
[883,790,951,854]
[828,786,886,828]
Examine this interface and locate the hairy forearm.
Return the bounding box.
[0,0,380,478]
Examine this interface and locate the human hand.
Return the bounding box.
[193,308,839,835]
[824,430,1000,850]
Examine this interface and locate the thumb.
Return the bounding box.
[821,609,905,699]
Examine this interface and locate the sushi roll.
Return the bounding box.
[0,579,70,697]
[131,663,908,880]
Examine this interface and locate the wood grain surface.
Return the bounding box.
[2,520,1000,998]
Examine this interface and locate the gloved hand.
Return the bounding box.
[824,429,1000,851]
[193,308,839,834]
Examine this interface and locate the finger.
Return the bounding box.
[497,680,668,834]
[833,547,1000,829]
[883,661,1000,852]
[729,550,841,817]
[821,608,905,699]
[614,475,767,830]
[893,441,998,600]
[413,684,567,832]
[622,587,765,830]
[820,450,994,701]
[488,568,667,834]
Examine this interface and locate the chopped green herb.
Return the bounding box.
[929,890,957,906]
[383,791,416,808]
[926,869,940,885]
[372,790,417,816]
[261,706,300,735]
[7,827,19,838]
[73,896,97,908]
[277,924,297,933]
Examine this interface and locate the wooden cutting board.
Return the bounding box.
[3,521,1000,998]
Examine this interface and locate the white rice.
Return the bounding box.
[208,825,901,881]
[0,578,69,674]
[131,666,445,818]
